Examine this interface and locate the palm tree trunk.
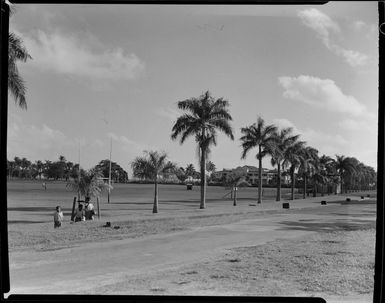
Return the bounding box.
[200,146,206,209]
[313,181,317,197]
[290,166,295,200]
[258,146,262,204]
[233,186,237,206]
[303,174,307,199]
[153,180,159,213]
[276,163,281,201]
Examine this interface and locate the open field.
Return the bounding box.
[7,179,352,224]
[7,180,377,301]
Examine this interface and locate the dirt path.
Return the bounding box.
[8,204,375,295]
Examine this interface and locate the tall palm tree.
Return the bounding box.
[318,155,335,195]
[240,117,277,204]
[171,91,234,209]
[282,140,306,200]
[335,155,356,194]
[8,30,32,109]
[131,151,176,213]
[298,146,319,198]
[66,168,111,200]
[269,127,300,202]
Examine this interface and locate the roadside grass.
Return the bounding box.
[8,208,285,251]
[8,203,375,252]
[92,227,375,300]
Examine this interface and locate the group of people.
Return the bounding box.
[53,197,96,228]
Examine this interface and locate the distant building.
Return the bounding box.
[213,165,290,186]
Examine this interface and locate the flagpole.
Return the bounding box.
[108,137,112,203]
[78,140,81,201]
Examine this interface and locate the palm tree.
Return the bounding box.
[335,155,356,194]
[171,91,234,209]
[66,168,111,201]
[131,151,176,213]
[185,164,196,179]
[240,117,277,204]
[268,127,300,201]
[282,140,306,200]
[298,146,319,198]
[8,29,32,109]
[318,155,335,195]
[224,171,250,206]
[35,160,44,180]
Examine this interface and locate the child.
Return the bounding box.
[74,204,85,222]
[85,198,95,221]
[54,206,63,228]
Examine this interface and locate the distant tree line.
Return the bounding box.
[7,156,128,183]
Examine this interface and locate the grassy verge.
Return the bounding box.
[8,202,375,252]
[91,227,375,301]
[8,208,285,251]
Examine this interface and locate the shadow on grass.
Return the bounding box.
[330,212,376,217]
[278,219,375,232]
[8,207,60,212]
[8,220,47,224]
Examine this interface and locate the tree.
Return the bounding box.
[318,155,335,195]
[8,27,32,109]
[171,91,234,209]
[282,140,306,200]
[185,164,196,178]
[298,146,319,198]
[224,171,250,206]
[94,160,128,183]
[335,155,356,194]
[268,127,300,201]
[175,167,187,183]
[240,117,277,204]
[131,151,176,213]
[66,168,111,201]
[206,161,216,173]
[35,160,44,180]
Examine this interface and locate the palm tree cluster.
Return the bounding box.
[240,117,376,203]
[132,91,376,212]
[7,155,79,180]
[7,155,129,182]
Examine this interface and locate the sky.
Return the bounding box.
[7,2,379,176]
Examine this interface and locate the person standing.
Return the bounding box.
[53,206,63,228]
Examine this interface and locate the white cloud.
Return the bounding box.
[298,8,368,67]
[278,75,373,118]
[330,46,368,67]
[273,118,349,156]
[298,8,340,40]
[7,114,76,162]
[107,132,150,153]
[20,29,145,81]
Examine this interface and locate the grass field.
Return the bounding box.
[7,179,307,224]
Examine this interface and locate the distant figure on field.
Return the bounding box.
[85,197,95,220]
[42,182,47,190]
[74,204,85,222]
[53,206,63,228]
